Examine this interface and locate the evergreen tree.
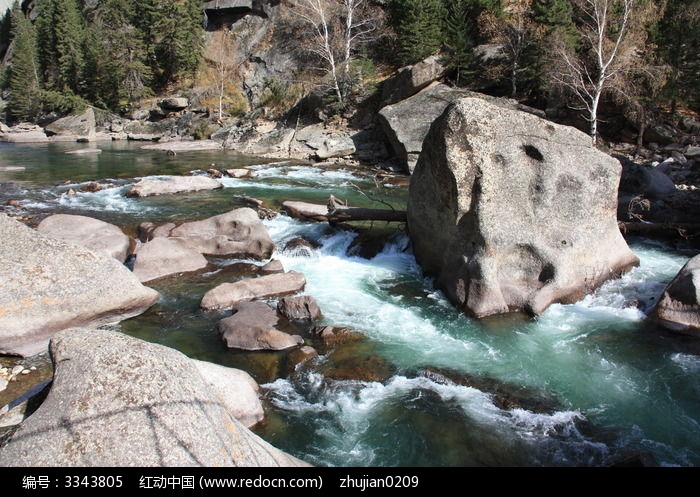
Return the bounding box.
[389,0,445,65]
[135,0,203,89]
[7,2,42,121]
[0,6,12,50]
[54,0,84,93]
[35,0,59,85]
[442,0,501,84]
[83,0,151,107]
[443,0,474,83]
[531,0,577,45]
[656,0,700,112]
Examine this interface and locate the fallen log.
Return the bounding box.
[282,197,407,224]
[619,221,700,239]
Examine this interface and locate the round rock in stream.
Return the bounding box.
[217,302,304,351]
[277,295,323,322]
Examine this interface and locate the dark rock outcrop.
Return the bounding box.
[0,214,158,356]
[0,329,307,466]
[408,97,639,318]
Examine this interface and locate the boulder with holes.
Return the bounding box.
[408,97,639,318]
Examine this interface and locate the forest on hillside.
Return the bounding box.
[0,0,698,144]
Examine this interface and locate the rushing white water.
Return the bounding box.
[260,215,698,466]
[4,142,698,466]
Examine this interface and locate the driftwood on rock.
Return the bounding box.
[282,196,407,224]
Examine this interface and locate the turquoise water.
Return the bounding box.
[1,141,699,466]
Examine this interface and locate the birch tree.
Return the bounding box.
[293,0,383,105]
[550,0,651,144]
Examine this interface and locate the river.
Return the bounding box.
[1,140,699,466]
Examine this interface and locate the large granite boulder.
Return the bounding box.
[132,237,208,283]
[381,54,448,106]
[0,329,307,466]
[378,83,545,173]
[37,214,131,263]
[0,215,159,356]
[653,255,700,335]
[45,107,96,142]
[169,208,274,258]
[193,360,264,428]
[201,272,306,310]
[127,176,223,197]
[407,97,639,318]
[217,302,304,351]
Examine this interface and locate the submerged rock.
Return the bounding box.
[0,214,159,356]
[37,214,131,263]
[132,237,208,283]
[311,326,363,345]
[417,367,558,414]
[127,176,223,197]
[277,295,323,322]
[201,271,306,310]
[0,329,307,466]
[217,302,304,351]
[408,97,639,318]
[653,254,700,335]
[169,208,274,258]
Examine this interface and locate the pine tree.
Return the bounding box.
[7,2,42,121]
[135,0,203,90]
[35,0,59,85]
[444,0,474,83]
[389,0,445,65]
[83,0,151,107]
[532,0,577,45]
[656,0,700,112]
[54,0,84,93]
[442,0,501,84]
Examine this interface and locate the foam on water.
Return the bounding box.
[265,372,595,466]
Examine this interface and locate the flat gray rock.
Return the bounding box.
[217,302,303,351]
[127,176,223,197]
[37,214,131,262]
[0,215,159,356]
[201,271,306,310]
[132,237,208,283]
[0,329,307,466]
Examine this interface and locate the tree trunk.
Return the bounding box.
[282,199,406,224]
[619,221,700,240]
